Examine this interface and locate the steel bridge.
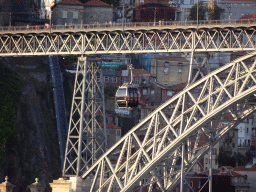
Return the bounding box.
[0,19,256,56]
[81,51,256,191]
[2,20,256,191]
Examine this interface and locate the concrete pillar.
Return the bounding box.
[69,177,87,192]
[28,178,45,192]
[49,178,70,192]
[0,176,15,192]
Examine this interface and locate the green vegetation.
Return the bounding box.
[0,63,23,164]
[189,2,223,21]
[208,3,223,20]
[120,117,136,136]
[218,148,253,167]
[189,2,207,21]
[104,85,118,99]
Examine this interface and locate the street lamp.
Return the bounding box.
[154,7,156,26]
[197,1,199,27]
[225,3,231,21]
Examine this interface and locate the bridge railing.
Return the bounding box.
[1,18,256,33]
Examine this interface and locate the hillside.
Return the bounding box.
[0,56,61,191]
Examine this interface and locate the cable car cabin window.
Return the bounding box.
[116,88,126,97]
[127,88,139,108]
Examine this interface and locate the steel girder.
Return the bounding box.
[81,51,256,191]
[63,57,107,176]
[1,27,256,55]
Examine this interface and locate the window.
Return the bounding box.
[104,76,109,83]
[215,159,218,165]
[115,117,118,126]
[247,128,249,133]
[198,181,201,188]
[143,89,147,95]
[233,143,235,148]
[135,77,139,84]
[151,90,155,95]
[178,63,183,73]
[205,158,208,164]
[73,11,78,19]
[190,0,194,4]
[122,77,126,83]
[97,76,101,82]
[164,62,170,68]
[240,127,242,132]
[167,91,173,96]
[190,181,193,187]
[112,77,117,83]
[116,129,121,136]
[62,11,67,18]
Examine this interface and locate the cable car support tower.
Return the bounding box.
[63,56,107,177]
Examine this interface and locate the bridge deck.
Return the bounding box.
[1,19,256,35]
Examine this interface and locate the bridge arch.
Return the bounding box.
[81,51,256,191]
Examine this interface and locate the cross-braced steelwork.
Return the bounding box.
[81,51,256,191]
[1,26,256,56]
[63,57,107,176]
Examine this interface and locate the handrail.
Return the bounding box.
[1,18,256,33]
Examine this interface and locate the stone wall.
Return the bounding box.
[52,5,113,25]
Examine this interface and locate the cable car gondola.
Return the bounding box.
[115,65,140,108]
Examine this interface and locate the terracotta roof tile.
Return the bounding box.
[170,82,187,91]
[240,14,256,20]
[84,0,111,7]
[99,122,120,129]
[59,0,83,5]
[233,164,256,171]
[154,55,189,62]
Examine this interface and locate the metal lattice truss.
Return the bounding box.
[81,51,256,192]
[63,57,107,176]
[1,27,256,56]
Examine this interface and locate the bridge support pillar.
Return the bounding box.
[28,178,45,192]
[0,176,15,192]
[50,177,91,192]
[49,178,70,192]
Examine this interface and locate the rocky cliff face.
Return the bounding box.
[0,57,62,191]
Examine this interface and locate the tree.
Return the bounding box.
[208,3,223,20]
[104,85,118,99]
[189,2,207,21]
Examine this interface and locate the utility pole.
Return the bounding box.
[226,3,231,21]
[197,1,199,28]
[122,3,125,31]
[154,7,156,26]
[9,12,11,27]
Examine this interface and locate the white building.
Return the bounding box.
[237,118,253,154]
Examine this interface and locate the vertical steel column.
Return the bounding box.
[180,142,185,192]
[63,56,107,176]
[209,142,212,192]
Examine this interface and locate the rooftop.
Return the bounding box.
[83,0,111,7]
[59,0,83,5]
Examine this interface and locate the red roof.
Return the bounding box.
[233,164,256,172]
[129,69,155,78]
[240,14,256,20]
[170,82,187,91]
[84,0,111,7]
[99,122,120,129]
[59,0,83,5]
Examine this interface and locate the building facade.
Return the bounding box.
[151,55,189,87]
[52,0,113,25]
